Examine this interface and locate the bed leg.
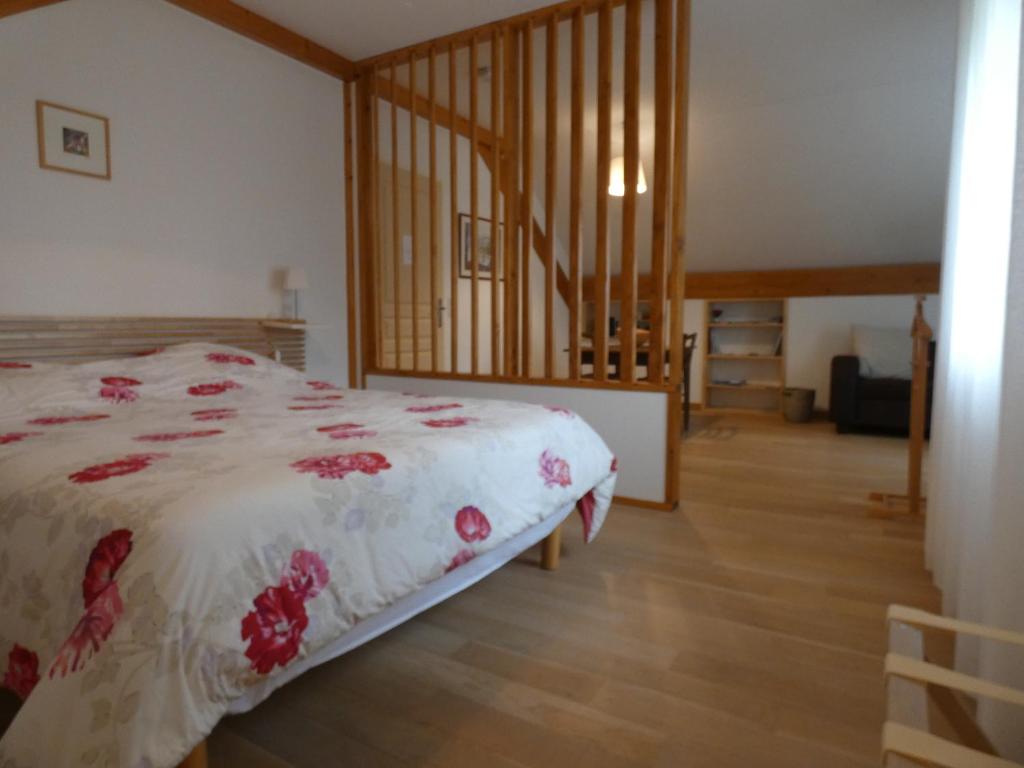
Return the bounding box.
[177,739,208,768]
[541,525,562,571]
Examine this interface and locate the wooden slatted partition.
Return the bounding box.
[351,0,690,396]
[490,29,502,376]
[543,15,558,379]
[350,0,693,508]
[428,47,440,373]
[0,317,307,371]
[594,0,612,382]
[520,21,534,378]
[343,80,358,388]
[619,0,641,384]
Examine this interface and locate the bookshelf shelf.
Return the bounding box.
[703,299,787,414]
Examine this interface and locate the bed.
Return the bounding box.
[0,338,616,768]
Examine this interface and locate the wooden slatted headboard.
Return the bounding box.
[0,316,307,371]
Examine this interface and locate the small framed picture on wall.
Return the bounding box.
[458,213,504,280]
[36,100,111,180]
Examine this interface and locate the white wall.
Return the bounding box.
[683,294,940,408]
[367,374,668,503]
[0,0,348,382]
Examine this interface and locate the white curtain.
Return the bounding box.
[926,0,1024,756]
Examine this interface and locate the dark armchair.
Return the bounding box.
[829,342,935,435]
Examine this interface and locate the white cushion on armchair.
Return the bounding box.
[853,325,913,379]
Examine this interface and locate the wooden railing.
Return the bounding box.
[347,0,691,395]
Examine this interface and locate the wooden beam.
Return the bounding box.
[449,43,460,374]
[428,47,440,373]
[685,263,942,299]
[409,52,420,371]
[583,263,943,302]
[521,22,534,377]
[355,75,378,379]
[390,60,402,369]
[357,0,627,70]
[343,81,358,389]
[164,0,356,81]
[0,0,67,21]
[372,75,498,154]
[490,29,502,376]
[470,35,480,375]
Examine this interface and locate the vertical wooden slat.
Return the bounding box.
[648,0,672,385]
[449,43,460,373]
[568,7,584,381]
[428,47,439,372]
[355,73,377,380]
[520,22,534,378]
[668,0,690,390]
[390,60,402,370]
[409,52,420,371]
[503,28,521,377]
[543,14,558,379]
[594,1,612,382]
[667,0,692,508]
[490,29,502,375]
[371,66,384,369]
[343,81,358,388]
[620,0,641,384]
[469,36,480,375]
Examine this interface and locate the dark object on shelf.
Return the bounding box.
[783,388,815,423]
[829,343,935,436]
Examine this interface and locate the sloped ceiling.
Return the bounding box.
[231,0,959,272]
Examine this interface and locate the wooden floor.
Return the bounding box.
[2,414,941,767]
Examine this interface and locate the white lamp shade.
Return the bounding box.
[608,156,648,197]
[284,267,309,290]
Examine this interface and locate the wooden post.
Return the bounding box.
[490,28,502,375]
[449,42,460,374]
[544,14,558,379]
[868,296,932,518]
[428,46,439,373]
[907,296,932,517]
[409,52,420,371]
[568,6,584,382]
[176,740,208,768]
[540,525,562,570]
[343,80,358,389]
[594,0,612,382]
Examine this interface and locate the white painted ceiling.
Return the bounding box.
[233,0,557,61]
[234,0,959,272]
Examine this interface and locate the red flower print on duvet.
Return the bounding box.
[134,430,223,442]
[50,584,124,678]
[50,529,134,679]
[0,362,32,369]
[3,645,40,700]
[29,414,109,426]
[281,550,329,601]
[192,408,237,421]
[422,417,477,428]
[294,395,344,402]
[241,586,308,674]
[242,550,330,674]
[405,403,462,414]
[188,380,242,397]
[307,380,339,391]
[207,352,255,365]
[81,528,133,605]
[445,549,476,573]
[539,450,572,488]
[288,404,340,411]
[316,423,364,433]
[576,490,597,542]
[455,506,491,542]
[544,406,575,418]
[290,452,391,480]
[0,432,43,445]
[69,453,169,484]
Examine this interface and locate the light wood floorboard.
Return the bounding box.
[0,413,939,766]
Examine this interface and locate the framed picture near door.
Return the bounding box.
[458,213,503,280]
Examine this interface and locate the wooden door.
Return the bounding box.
[379,165,442,371]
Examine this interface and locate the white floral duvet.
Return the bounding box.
[0,344,615,768]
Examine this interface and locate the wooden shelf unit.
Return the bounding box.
[703,298,787,413]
